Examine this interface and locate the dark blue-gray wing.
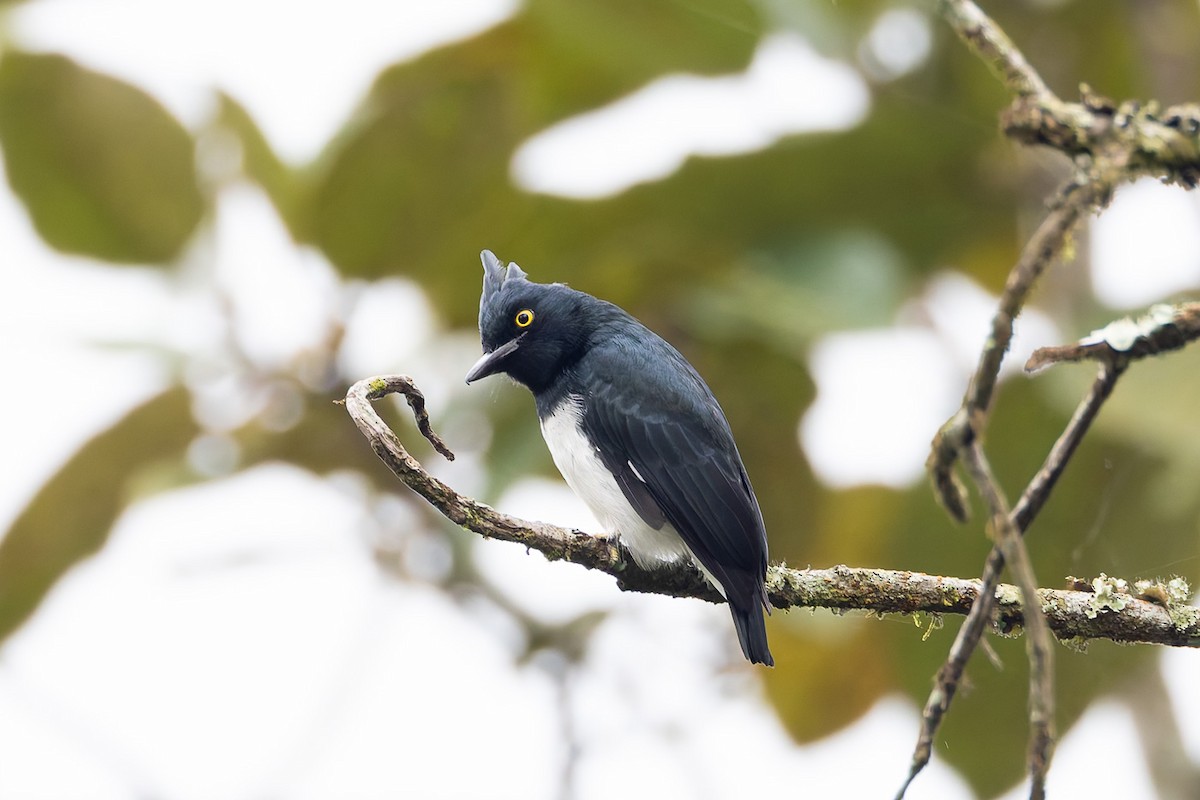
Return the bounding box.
[581,376,769,598]
[578,341,774,665]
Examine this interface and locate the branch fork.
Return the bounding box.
[909,2,1200,797]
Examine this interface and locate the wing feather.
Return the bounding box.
[579,350,768,599]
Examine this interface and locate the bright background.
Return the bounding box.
[2,2,1199,798]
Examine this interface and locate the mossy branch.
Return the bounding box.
[342,375,1200,648]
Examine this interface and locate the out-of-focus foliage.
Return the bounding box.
[0,388,197,641]
[0,52,203,262]
[3,2,1200,797]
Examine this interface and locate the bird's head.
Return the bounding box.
[465,250,589,392]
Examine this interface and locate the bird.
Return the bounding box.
[465,249,774,666]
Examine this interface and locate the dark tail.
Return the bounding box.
[730,599,774,667]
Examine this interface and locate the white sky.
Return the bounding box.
[2,2,1199,799]
[511,33,870,198]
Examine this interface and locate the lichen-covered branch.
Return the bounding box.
[942,0,1200,187]
[1026,301,1200,372]
[1002,89,1200,188]
[342,376,1200,648]
[939,0,1051,100]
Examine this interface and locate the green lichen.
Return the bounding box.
[995,583,1022,606]
[459,504,481,531]
[1038,593,1067,619]
[1058,636,1089,654]
[1087,573,1129,618]
[1168,604,1200,638]
[1166,576,1191,605]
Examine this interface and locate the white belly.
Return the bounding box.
[539,396,692,568]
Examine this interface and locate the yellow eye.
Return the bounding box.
[514,309,535,328]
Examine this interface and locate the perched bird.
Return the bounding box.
[465,250,773,666]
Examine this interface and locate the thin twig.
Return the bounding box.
[928,175,1109,517]
[901,358,1130,796]
[962,442,1055,799]
[1026,302,1200,373]
[1012,360,1125,530]
[939,0,1052,100]
[967,178,1107,416]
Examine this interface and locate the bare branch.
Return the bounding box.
[903,437,1061,799]
[962,442,1055,799]
[939,0,1052,100]
[343,375,627,577]
[928,174,1111,517]
[905,356,1129,796]
[1012,360,1125,531]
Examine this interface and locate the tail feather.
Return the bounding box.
[730,601,774,667]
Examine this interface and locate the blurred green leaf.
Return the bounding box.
[271,0,761,310]
[0,387,197,644]
[1079,343,1200,497]
[288,34,1016,332]
[682,230,910,347]
[765,616,891,743]
[0,51,202,263]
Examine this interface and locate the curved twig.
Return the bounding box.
[927,175,1110,518]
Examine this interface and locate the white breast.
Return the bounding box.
[539,395,692,568]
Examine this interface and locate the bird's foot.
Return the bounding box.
[599,534,625,570]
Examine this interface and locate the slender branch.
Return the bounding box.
[902,440,1060,800]
[343,376,625,575]
[962,442,1055,799]
[342,375,1200,646]
[903,355,1129,796]
[939,0,1052,100]
[1026,301,1200,372]
[928,175,1110,517]
[1012,360,1125,530]
[968,178,1109,416]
